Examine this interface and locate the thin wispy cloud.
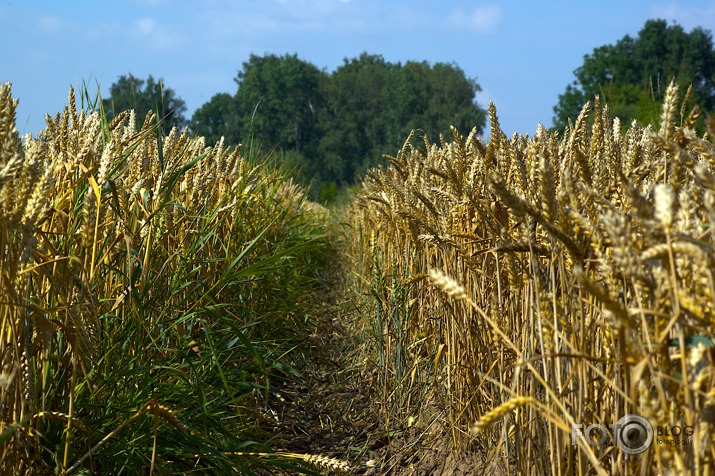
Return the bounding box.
[270,0,358,25]
[650,2,715,29]
[134,17,182,51]
[36,15,72,34]
[447,6,501,33]
[199,0,373,38]
[136,17,157,35]
[197,1,503,41]
[129,0,166,6]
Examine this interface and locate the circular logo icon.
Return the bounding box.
[615,414,653,454]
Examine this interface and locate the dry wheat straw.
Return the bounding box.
[348,79,715,474]
[470,396,532,434]
[225,451,350,472]
[1,83,329,474]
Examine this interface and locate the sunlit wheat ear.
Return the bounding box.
[653,183,675,232]
[31,411,89,433]
[277,452,351,472]
[470,396,532,434]
[229,452,350,472]
[428,268,467,300]
[80,182,97,248]
[20,155,51,228]
[153,403,191,433]
[0,84,22,159]
[659,81,679,139]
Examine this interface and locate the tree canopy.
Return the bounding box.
[190,53,486,192]
[319,54,485,182]
[232,53,326,155]
[191,93,236,146]
[102,74,188,133]
[553,19,715,130]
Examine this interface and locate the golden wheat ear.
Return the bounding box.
[470,396,532,434]
[277,452,351,472]
[225,451,350,473]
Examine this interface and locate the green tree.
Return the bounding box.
[553,19,715,130]
[190,93,237,146]
[102,74,188,132]
[233,53,326,155]
[189,52,486,193]
[385,60,485,146]
[319,53,486,182]
[318,53,392,182]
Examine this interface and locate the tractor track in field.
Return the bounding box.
[251,245,502,475]
[251,257,380,474]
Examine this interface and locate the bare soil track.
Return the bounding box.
[253,250,505,475]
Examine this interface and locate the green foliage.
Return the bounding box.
[0,84,332,474]
[386,60,486,144]
[189,52,487,189]
[318,181,338,204]
[234,53,326,155]
[102,73,188,133]
[317,53,392,183]
[318,54,486,183]
[553,19,715,130]
[190,92,237,146]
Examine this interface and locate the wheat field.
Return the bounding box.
[347,83,715,474]
[0,83,337,474]
[3,79,715,475]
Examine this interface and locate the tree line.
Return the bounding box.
[553,19,715,131]
[192,53,486,195]
[101,19,715,200]
[102,53,486,199]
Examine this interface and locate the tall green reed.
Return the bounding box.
[0,83,333,475]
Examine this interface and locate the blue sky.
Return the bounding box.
[2,0,714,138]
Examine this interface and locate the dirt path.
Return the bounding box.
[265,308,496,475]
[249,246,380,474]
[252,241,499,475]
[260,313,375,473]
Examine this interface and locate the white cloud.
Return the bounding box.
[130,0,166,5]
[650,2,715,29]
[36,15,71,34]
[200,0,373,38]
[136,17,157,35]
[448,5,501,33]
[134,17,182,51]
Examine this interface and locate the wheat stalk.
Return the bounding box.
[224,451,350,473]
[470,396,532,434]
